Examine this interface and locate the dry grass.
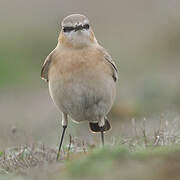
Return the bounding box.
[0,114,180,180]
[0,143,57,174]
[122,116,180,150]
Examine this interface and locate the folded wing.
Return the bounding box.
[100,47,118,82]
[41,49,55,82]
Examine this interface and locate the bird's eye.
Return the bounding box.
[63,26,75,32]
[83,24,90,30]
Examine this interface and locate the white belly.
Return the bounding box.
[49,72,116,123]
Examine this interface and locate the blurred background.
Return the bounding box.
[0,0,180,149]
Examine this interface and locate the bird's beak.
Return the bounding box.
[74,25,84,32]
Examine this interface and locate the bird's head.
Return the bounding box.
[58,14,97,48]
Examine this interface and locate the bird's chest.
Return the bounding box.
[48,49,114,121]
[48,50,103,84]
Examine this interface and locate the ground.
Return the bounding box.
[0,104,180,180]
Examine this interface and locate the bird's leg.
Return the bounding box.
[56,113,68,161]
[99,118,105,146]
[100,128,104,146]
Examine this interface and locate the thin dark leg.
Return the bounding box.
[100,128,104,146]
[56,125,67,161]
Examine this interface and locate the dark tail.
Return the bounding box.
[89,118,111,133]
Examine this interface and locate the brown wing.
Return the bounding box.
[41,49,55,82]
[100,47,118,82]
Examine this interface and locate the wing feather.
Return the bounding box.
[41,49,55,82]
[100,47,118,82]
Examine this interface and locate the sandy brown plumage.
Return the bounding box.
[41,45,118,83]
[41,14,118,159]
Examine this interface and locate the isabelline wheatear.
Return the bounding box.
[41,14,118,160]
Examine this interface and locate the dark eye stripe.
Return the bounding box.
[63,24,90,33]
[83,24,90,29]
[63,26,75,32]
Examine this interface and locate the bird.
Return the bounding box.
[41,14,118,160]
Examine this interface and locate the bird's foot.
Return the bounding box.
[89,119,111,132]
